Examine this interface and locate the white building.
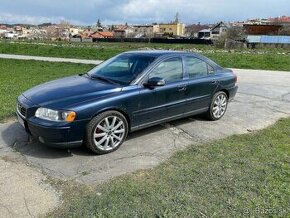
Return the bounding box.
[198,22,231,40]
[4,32,18,39]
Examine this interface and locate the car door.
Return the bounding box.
[134,57,187,126]
[184,56,218,113]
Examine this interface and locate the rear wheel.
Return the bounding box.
[86,111,128,154]
[206,91,228,121]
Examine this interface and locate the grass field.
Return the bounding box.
[0,59,92,121]
[50,117,290,217]
[1,41,290,71]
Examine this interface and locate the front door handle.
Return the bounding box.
[178,86,187,92]
[211,80,217,84]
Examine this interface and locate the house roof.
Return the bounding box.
[82,29,94,36]
[211,22,231,30]
[199,29,211,33]
[99,31,113,37]
[90,31,113,38]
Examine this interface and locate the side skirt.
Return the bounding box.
[130,107,208,132]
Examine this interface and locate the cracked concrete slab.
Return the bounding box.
[0,68,289,216]
[0,158,60,218]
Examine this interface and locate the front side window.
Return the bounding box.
[149,58,183,83]
[185,57,210,78]
[88,54,156,85]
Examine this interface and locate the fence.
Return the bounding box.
[70,37,212,44]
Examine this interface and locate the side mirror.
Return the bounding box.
[144,77,165,88]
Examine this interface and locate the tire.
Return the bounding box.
[206,91,228,121]
[85,110,129,154]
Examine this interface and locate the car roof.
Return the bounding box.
[122,50,223,71]
[122,50,197,58]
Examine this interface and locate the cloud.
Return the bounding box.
[0,13,86,25]
[0,0,290,25]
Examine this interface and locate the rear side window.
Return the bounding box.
[185,57,212,78]
[149,57,183,83]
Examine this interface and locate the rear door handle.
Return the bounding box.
[211,80,217,84]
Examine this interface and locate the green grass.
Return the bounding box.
[1,41,290,71]
[0,59,93,121]
[50,118,290,217]
[205,52,290,71]
[0,41,207,60]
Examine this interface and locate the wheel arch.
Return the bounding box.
[91,107,132,131]
[218,89,229,99]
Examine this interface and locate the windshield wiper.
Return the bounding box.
[79,72,91,78]
[91,75,118,85]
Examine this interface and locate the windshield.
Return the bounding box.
[87,54,156,85]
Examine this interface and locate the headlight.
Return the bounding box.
[35,108,76,122]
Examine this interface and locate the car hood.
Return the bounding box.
[23,75,122,108]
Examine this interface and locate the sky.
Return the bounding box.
[0,0,289,25]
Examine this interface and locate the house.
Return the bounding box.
[4,32,18,39]
[90,31,113,39]
[14,26,23,35]
[159,22,185,37]
[185,24,210,38]
[132,25,159,38]
[18,28,32,39]
[113,29,126,38]
[0,25,7,38]
[245,18,271,25]
[113,25,134,38]
[269,16,290,26]
[198,22,230,40]
[69,27,80,37]
[210,22,231,40]
[80,28,94,39]
[198,29,211,39]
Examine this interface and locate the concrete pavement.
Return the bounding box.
[0,68,290,217]
[0,53,102,65]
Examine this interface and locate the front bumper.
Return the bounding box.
[17,111,88,148]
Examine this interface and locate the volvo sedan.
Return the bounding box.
[17,51,238,154]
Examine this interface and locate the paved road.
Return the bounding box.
[0,53,102,65]
[0,68,290,217]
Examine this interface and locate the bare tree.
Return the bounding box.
[226,26,244,40]
[279,26,290,36]
[59,20,70,28]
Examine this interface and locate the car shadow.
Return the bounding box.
[1,115,205,160]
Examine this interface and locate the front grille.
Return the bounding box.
[17,103,27,118]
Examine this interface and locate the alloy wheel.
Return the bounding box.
[93,116,126,151]
[212,93,227,119]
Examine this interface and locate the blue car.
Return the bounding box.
[17,51,238,154]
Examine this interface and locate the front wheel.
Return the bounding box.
[206,91,228,121]
[86,111,128,154]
